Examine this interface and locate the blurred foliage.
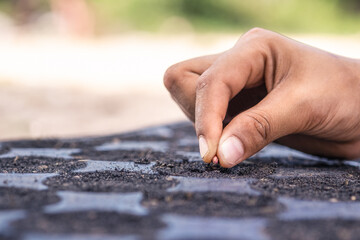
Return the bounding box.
[1,0,360,33]
[89,0,360,33]
[0,0,11,14]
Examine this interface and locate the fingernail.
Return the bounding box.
[212,156,219,165]
[198,135,208,159]
[219,136,244,166]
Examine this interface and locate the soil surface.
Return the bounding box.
[142,191,284,217]
[44,171,179,193]
[73,149,173,163]
[0,122,360,240]
[267,219,360,240]
[12,211,165,239]
[251,173,360,202]
[0,187,59,210]
[0,157,86,174]
[2,138,110,149]
[153,159,277,179]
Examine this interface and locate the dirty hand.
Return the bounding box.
[164,28,360,168]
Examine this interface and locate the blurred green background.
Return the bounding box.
[1,0,360,34]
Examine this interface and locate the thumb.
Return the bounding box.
[217,87,304,168]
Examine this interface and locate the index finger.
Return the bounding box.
[195,32,269,163]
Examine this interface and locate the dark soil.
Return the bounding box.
[2,121,360,240]
[2,123,195,150]
[0,157,86,174]
[43,171,179,193]
[2,138,107,149]
[0,145,10,155]
[72,149,176,163]
[153,159,277,179]
[266,219,360,240]
[142,191,284,218]
[72,146,200,164]
[251,156,347,168]
[0,235,15,240]
[0,187,59,210]
[1,135,160,150]
[116,122,199,151]
[112,134,172,142]
[251,170,360,201]
[174,145,200,152]
[11,211,165,239]
[171,123,197,137]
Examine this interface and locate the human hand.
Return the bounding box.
[164,28,360,168]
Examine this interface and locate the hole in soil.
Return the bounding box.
[0,187,60,210]
[0,157,86,174]
[266,219,360,240]
[43,171,179,193]
[142,191,284,218]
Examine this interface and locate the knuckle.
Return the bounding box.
[244,27,267,37]
[239,27,277,49]
[163,63,183,91]
[196,74,210,92]
[241,27,268,41]
[244,111,272,142]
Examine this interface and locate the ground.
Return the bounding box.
[0,122,360,240]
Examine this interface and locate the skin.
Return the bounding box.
[164,28,360,168]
